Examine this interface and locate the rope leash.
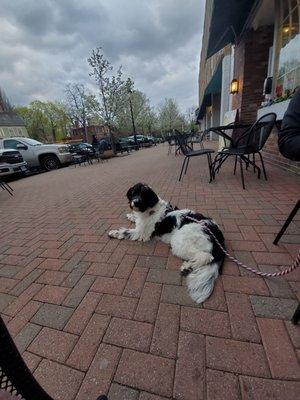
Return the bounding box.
[185,216,300,278]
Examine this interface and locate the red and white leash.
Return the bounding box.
[185,216,300,278]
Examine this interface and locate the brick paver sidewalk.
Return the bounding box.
[0,144,299,399]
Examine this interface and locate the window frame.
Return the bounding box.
[273,0,300,98]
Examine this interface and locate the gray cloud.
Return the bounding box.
[0,0,205,111]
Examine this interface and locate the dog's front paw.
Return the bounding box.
[108,228,131,240]
[108,230,119,239]
[126,213,135,222]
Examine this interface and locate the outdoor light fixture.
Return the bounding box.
[230,78,239,94]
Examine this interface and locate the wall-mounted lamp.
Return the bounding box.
[230,78,239,94]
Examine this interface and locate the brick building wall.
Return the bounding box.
[241,26,274,123]
[232,25,300,175]
[263,127,300,175]
[232,26,274,123]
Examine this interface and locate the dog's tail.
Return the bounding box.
[187,262,219,304]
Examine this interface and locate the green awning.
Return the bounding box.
[197,61,222,121]
[206,0,256,59]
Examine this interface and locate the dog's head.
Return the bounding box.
[126,183,159,212]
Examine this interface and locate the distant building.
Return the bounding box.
[70,124,110,143]
[198,0,300,174]
[70,124,130,143]
[0,112,28,138]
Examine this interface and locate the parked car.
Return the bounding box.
[0,148,27,178]
[0,137,72,171]
[146,136,159,145]
[68,143,94,156]
[127,135,153,147]
[117,138,137,152]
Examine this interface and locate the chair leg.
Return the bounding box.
[184,157,190,174]
[241,155,261,179]
[207,153,213,182]
[215,154,225,174]
[0,182,13,196]
[215,154,229,175]
[258,152,268,181]
[245,154,250,170]
[210,154,220,179]
[211,153,227,179]
[273,200,300,244]
[253,153,256,172]
[239,156,245,189]
[234,156,237,175]
[179,157,187,181]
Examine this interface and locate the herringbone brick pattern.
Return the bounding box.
[0,143,299,399]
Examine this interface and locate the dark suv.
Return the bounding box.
[68,143,94,156]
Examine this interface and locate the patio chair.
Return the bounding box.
[0,315,107,399]
[0,181,13,196]
[166,135,177,155]
[173,130,215,181]
[207,113,276,189]
[72,154,93,167]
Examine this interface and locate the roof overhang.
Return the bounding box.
[197,61,222,121]
[0,112,25,127]
[206,0,257,59]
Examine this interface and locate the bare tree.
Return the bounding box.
[65,83,98,142]
[116,81,157,136]
[186,106,198,134]
[88,47,126,150]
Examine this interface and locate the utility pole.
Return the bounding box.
[128,89,139,150]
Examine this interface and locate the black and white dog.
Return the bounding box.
[108,183,225,303]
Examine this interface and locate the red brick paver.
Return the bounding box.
[0,144,299,399]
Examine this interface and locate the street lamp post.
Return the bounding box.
[128,89,139,150]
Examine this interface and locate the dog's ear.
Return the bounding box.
[126,186,135,201]
[141,185,159,208]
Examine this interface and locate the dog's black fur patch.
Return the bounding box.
[203,222,225,272]
[152,215,177,238]
[179,212,207,227]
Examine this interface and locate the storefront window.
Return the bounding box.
[275,0,300,98]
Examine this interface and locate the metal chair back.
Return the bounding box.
[235,113,276,154]
[173,130,192,156]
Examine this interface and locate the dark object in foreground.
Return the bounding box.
[273,200,300,245]
[0,315,107,399]
[292,303,300,325]
[278,88,300,162]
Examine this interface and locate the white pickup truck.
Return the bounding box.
[0,137,72,171]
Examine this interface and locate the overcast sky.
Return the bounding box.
[0,0,205,112]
